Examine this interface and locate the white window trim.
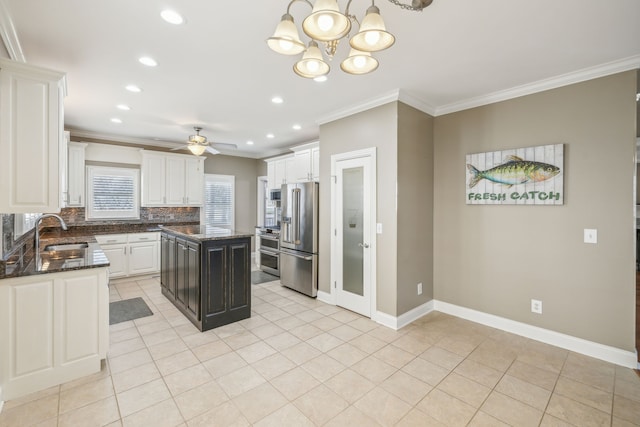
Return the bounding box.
[202,174,235,230]
[86,165,140,220]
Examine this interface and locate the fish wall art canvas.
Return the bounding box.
[465,144,564,205]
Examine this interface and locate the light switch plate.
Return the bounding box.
[584,229,597,244]
[376,223,382,234]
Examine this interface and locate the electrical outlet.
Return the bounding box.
[417,282,423,295]
[584,229,597,244]
[531,299,542,314]
[376,223,383,234]
[169,214,175,220]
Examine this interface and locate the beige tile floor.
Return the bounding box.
[1,275,640,427]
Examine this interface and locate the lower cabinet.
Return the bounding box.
[160,232,250,331]
[96,232,159,279]
[0,268,109,400]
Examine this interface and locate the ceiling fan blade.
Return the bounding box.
[212,142,238,150]
[205,146,220,155]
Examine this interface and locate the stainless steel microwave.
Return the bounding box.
[269,189,281,201]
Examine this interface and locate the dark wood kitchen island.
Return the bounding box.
[160,225,252,331]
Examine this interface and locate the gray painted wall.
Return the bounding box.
[397,103,434,314]
[433,71,637,351]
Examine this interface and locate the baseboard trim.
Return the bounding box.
[375,300,435,330]
[316,290,334,305]
[434,300,638,369]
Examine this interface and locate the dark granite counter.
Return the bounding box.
[0,241,109,280]
[160,225,253,242]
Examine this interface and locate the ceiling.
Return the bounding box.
[2,0,639,158]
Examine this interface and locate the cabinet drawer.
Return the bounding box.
[95,234,127,245]
[128,232,159,243]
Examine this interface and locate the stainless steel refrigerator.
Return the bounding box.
[279,182,319,297]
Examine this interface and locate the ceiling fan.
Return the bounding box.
[171,127,237,156]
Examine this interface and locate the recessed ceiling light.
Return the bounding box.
[160,9,184,25]
[139,56,158,67]
[292,124,301,130]
[246,141,254,145]
[125,84,142,93]
[314,75,328,83]
[111,118,122,124]
[117,104,131,111]
[271,96,284,104]
[266,133,275,139]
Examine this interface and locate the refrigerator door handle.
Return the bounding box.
[293,188,301,245]
[280,249,313,261]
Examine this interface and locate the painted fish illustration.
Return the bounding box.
[466,155,560,188]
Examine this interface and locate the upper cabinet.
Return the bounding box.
[141,151,204,207]
[265,142,320,189]
[62,141,87,207]
[0,59,66,213]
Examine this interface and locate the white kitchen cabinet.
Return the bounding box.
[0,267,109,400]
[0,58,66,213]
[266,155,294,189]
[96,232,159,279]
[141,151,204,206]
[66,142,87,206]
[185,156,204,205]
[60,131,69,208]
[274,158,286,187]
[311,146,320,181]
[289,142,320,182]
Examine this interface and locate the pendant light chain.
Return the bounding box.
[385,0,430,11]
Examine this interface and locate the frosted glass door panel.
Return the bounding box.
[342,167,364,296]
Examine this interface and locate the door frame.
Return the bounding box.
[330,147,377,319]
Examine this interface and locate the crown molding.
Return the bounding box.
[317,88,436,126]
[436,55,640,116]
[0,0,25,62]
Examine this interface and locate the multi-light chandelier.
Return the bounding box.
[267,0,433,78]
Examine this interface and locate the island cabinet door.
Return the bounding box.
[186,240,200,320]
[160,234,176,299]
[228,241,250,313]
[175,238,189,309]
[201,244,227,329]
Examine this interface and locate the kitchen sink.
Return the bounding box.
[43,242,89,251]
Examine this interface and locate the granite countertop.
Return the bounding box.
[1,241,109,280]
[160,225,253,242]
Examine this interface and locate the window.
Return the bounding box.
[203,174,234,230]
[86,166,140,220]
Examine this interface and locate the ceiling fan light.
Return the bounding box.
[267,14,306,55]
[340,48,379,75]
[188,144,206,156]
[293,41,330,79]
[302,0,351,41]
[350,5,395,52]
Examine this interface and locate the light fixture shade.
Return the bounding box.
[302,0,351,41]
[188,144,207,156]
[293,41,330,78]
[340,48,379,75]
[267,14,306,55]
[350,5,395,52]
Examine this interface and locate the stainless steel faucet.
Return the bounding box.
[34,214,68,252]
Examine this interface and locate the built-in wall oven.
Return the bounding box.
[258,230,280,277]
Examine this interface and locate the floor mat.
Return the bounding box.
[252,270,279,285]
[109,297,153,325]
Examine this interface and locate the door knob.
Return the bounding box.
[358,243,369,248]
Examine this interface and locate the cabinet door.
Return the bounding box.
[0,60,65,213]
[267,161,276,189]
[293,150,311,182]
[166,156,186,205]
[60,131,69,207]
[274,159,286,187]
[185,157,204,205]
[161,235,176,298]
[129,242,159,275]
[175,238,188,308]
[67,142,87,207]
[228,241,250,312]
[141,153,166,206]
[284,157,295,184]
[311,146,320,181]
[186,241,200,320]
[101,244,127,278]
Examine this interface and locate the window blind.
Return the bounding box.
[86,166,140,219]
[204,175,234,229]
